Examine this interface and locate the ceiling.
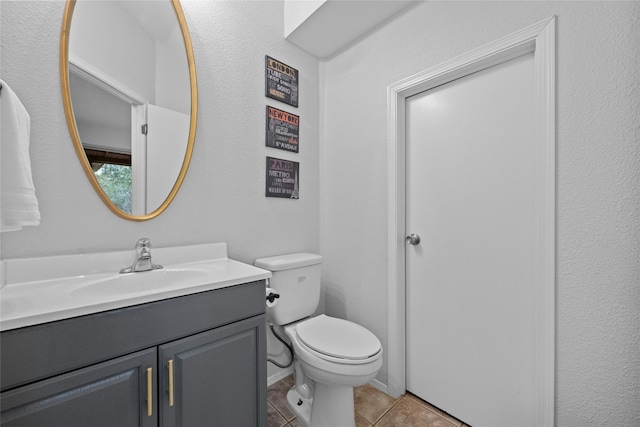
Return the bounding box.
[285,0,417,59]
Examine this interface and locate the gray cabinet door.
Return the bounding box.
[0,348,157,427]
[159,315,266,427]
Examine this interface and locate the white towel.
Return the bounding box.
[1,79,40,232]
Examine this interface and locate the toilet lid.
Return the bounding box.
[296,315,381,360]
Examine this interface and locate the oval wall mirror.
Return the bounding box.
[60,0,197,221]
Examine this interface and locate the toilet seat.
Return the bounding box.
[295,315,382,362]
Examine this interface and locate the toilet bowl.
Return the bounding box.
[284,315,382,427]
[286,315,383,383]
[255,253,383,427]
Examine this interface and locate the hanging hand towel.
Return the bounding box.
[1,79,40,232]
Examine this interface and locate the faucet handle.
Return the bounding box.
[121,238,162,274]
[135,238,151,250]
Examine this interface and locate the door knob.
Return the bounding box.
[406,233,421,245]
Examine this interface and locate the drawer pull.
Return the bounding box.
[168,359,175,407]
[146,367,153,416]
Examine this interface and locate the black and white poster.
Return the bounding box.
[266,106,299,153]
[266,157,299,199]
[265,55,299,107]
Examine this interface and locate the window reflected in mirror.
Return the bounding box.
[86,150,133,214]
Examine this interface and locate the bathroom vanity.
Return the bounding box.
[0,243,270,427]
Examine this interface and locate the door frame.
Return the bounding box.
[386,17,556,426]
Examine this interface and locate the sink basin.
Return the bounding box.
[70,266,215,297]
[1,243,272,331]
[0,296,34,318]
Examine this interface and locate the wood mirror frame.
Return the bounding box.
[60,0,198,221]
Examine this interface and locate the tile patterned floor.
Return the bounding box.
[267,375,470,427]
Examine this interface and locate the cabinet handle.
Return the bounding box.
[168,359,175,407]
[146,367,153,416]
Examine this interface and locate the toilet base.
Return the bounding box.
[286,383,356,427]
[286,387,312,426]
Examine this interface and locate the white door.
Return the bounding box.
[405,53,537,427]
[146,104,190,213]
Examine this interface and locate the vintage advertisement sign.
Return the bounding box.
[266,157,299,199]
[265,56,299,107]
[266,106,299,153]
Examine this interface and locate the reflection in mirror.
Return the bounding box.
[61,0,197,220]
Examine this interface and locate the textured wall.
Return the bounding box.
[2,1,639,423]
[0,1,320,267]
[320,1,640,425]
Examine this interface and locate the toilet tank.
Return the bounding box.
[255,253,322,325]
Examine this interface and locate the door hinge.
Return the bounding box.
[141,124,148,135]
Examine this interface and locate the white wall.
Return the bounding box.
[1,0,320,266]
[156,24,190,115]
[320,1,639,425]
[3,1,639,424]
[71,0,157,102]
[2,0,318,383]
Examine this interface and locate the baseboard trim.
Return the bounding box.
[267,366,293,386]
[369,378,389,395]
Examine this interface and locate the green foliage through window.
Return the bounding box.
[95,164,132,213]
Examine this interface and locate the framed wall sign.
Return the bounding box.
[266,157,299,199]
[265,55,299,107]
[266,106,299,153]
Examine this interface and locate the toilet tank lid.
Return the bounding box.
[254,253,322,271]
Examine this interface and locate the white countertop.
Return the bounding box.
[0,243,271,331]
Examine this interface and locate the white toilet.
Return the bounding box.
[255,253,383,427]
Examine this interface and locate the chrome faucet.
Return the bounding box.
[120,238,163,274]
